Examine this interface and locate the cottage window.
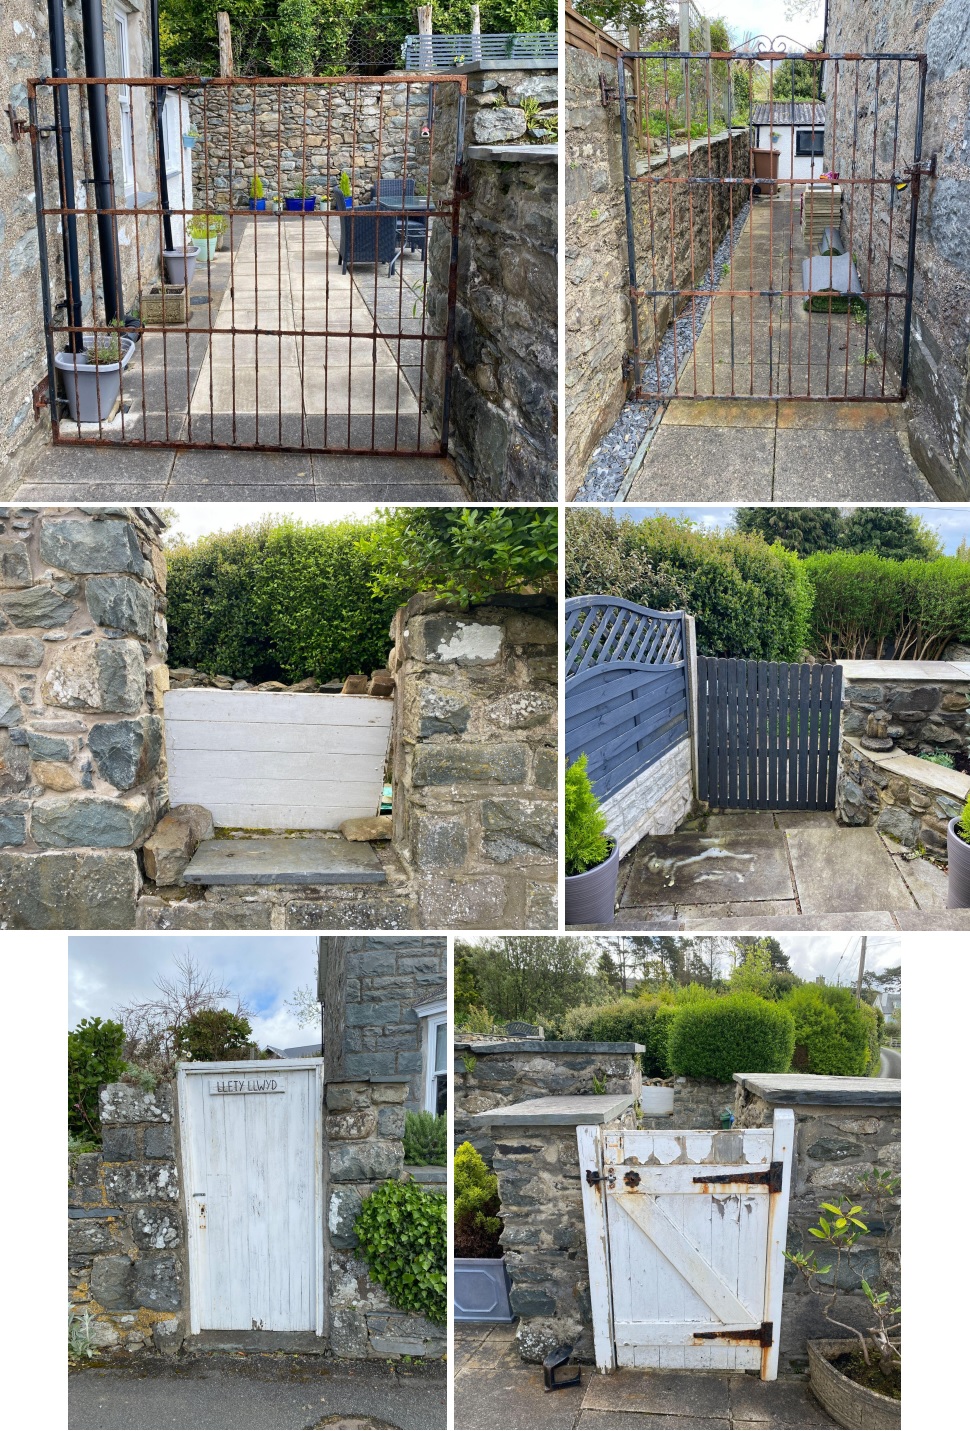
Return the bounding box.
[796,129,825,156]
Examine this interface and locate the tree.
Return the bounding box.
[597,947,623,992]
[729,938,775,997]
[287,984,321,1029]
[573,1,672,34]
[457,937,606,1024]
[839,508,943,563]
[115,952,252,1073]
[173,1008,256,1061]
[68,1017,127,1140]
[735,935,790,971]
[769,48,823,101]
[734,506,843,556]
[454,952,481,1025]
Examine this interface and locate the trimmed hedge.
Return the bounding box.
[560,996,676,1078]
[803,552,970,661]
[784,984,873,1076]
[667,994,795,1083]
[565,510,812,661]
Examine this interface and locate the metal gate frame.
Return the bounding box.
[616,41,930,402]
[27,73,466,456]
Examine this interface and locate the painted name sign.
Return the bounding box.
[209,1077,285,1095]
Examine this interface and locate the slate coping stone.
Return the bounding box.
[454,1040,645,1054]
[182,835,386,886]
[472,1094,634,1126]
[733,1073,901,1106]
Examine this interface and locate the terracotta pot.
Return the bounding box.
[947,818,970,908]
[565,839,619,926]
[807,1339,900,1430]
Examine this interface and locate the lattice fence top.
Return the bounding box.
[565,596,686,682]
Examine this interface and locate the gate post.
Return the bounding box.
[683,612,701,800]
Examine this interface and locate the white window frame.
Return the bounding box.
[795,128,824,157]
[114,10,135,195]
[414,996,447,1115]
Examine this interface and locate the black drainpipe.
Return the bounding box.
[80,0,123,323]
[47,0,84,351]
[149,0,174,252]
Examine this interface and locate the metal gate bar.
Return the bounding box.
[28,73,466,455]
[617,43,927,401]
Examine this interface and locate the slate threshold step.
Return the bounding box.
[182,835,386,886]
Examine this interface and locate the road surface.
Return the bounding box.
[879,1046,901,1078]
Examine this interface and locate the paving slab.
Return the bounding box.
[661,399,777,428]
[894,908,970,929]
[773,428,933,500]
[628,426,775,501]
[772,810,839,829]
[14,483,172,502]
[581,1370,732,1420]
[729,1378,838,1428]
[455,1363,584,1430]
[892,853,948,910]
[775,401,898,430]
[703,812,777,832]
[785,825,914,915]
[165,483,318,502]
[621,832,795,907]
[11,443,176,496]
[182,835,386,886]
[681,911,899,930]
[577,1416,729,1430]
[170,450,316,485]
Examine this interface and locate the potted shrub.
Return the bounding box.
[453,1141,512,1323]
[182,125,199,150]
[286,184,317,213]
[54,330,135,424]
[565,754,619,926]
[163,240,199,285]
[784,1170,900,1430]
[187,213,225,263]
[946,792,970,908]
[248,175,266,211]
[338,170,353,208]
[271,194,283,214]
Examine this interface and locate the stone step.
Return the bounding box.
[182,835,386,886]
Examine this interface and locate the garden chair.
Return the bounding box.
[337,204,402,276]
[369,178,429,261]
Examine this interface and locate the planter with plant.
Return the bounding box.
[286,184,317,212]
[565,753,618,926]
[338,171,353,208]
[54,331,135,424]
[784,1170,900,1429]
[162,239,200,285]
[946,791,970,908]
[454,1141,512,1322]
[271,195,283,214]
[187,213,226,262]
[248,175,266,211]
[182,126,199,150]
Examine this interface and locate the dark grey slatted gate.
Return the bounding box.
[697,657,842,810]
[565,597,689,803]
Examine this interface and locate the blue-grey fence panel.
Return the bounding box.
[697,656,842,810]
[565,597,689,804]
[403,32,558,68]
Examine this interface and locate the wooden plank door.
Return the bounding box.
[179,1059,325,1334]
[579,1111,793,1380]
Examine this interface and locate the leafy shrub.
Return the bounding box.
[858,1000,883,1075]
[173,1009,254,1062]
[803,553,970,661]
[784,985,871,1076]
[354,1179,446,1324]
[668,994,795,1083]
[960,792,970,843]
[454,1141,502,1259]
[68,1017,127,1140]
[403,1111,447,1166]
[565,755,610,876]
[560,996,676,1078]
[565,510,811,661]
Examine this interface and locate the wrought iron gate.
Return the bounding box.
[616,40,929,401]
[28,74,465,455]
[696,656,843,810]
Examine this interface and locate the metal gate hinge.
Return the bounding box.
[586,1167,616,1189]
[905,153,937,180]
[693,1161,783,1193]
[695,1321,773,1347]
[5,104,29,143]
[31,377,49,419]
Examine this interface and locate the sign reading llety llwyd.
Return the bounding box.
[209,1077,285,1095]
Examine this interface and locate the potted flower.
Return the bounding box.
[187,213,226,263]
[286,184,317,213]
[54,329,135,424]
[182,125,199,150]
[338,171,353,209]
[162,239,200,285]
[271,195,283,214]
[248,175,266,211]
[565,754,619,926]
[784,1170,900,1429]
[453,1142,512,1324]
[946,792,970,908]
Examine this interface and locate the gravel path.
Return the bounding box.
[576,201,752,503]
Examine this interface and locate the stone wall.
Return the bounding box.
[426,66,558,500]
[827,0,970,498]
[322,935,447,1359]
[389,593,558,930]
[838,736,969,855]
[565,47,750,495]
[841,667,970,756]
[69,1082,185,1355]
[455,1040,643,1162]
[600,740,693,859]
[734,1074,901,1373]
[0,506,168,928]
[638,1074,736,1131]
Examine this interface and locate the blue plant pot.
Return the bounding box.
[182,135,197,149]
[286,197,317,212]
[249,199,266,211]
[344,196,353,209]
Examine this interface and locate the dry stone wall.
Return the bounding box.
[69,1082,185,1355]
[0,506,168,928]
[390,593,558,930]
[838,736,969,855]
[841,670,970,756]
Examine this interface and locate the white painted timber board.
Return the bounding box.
[164,690,392,829]
[577,1124,616,1371]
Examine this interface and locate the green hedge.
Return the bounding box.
[560,996,676,1078]
[784,984,873,1076]
[803,553,970,661]
[565,510,812,661]
[166,516,399,684]
[668,994,795,1083]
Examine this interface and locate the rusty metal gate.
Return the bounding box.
[27,74,465,455]
[616,40,930,401]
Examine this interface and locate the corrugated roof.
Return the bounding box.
[751,102,825,127]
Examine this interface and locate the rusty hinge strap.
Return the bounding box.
[693,1161,783,1193]
[695,1321,773,1347]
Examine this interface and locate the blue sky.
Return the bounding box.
[69,936,319,1049]
[602,506,970,555]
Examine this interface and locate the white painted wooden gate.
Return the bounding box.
[578,1110,794,1380]
[178,1059,325,1334]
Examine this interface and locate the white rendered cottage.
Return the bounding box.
[750,101,826,183]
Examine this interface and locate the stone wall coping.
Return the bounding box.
[454,1039,645,1054]
[68,1207,125,1218]
[841,660,970,682]
[733,1073,901,1107]
[638,128,741,175]
[472,1093,634,1126]
[467,144,558,162]
[843,736,970,800]
[453,59,558,73]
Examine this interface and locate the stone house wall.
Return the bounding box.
[841,670,970,756]
[826,0,970,498]
[0,506,168,928]
[69,1083,185,1355]
[426,66,558,500]
[837,736,968,855]
[455,1040,643,1162]
[389,592,558,930]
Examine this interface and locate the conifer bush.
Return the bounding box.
[565,755,611,876]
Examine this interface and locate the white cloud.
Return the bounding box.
[163,503,379,545]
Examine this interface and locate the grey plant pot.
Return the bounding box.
[54,338,135,424]
[565,838,619,926]
[454,1257,513,1323]
[163,244,199,285]
[807,1339,900,1430]
[947,818,970,908]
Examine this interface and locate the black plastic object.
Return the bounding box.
[543,1345,581,1392]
